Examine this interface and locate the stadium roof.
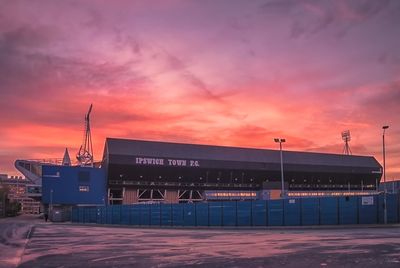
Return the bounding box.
[104,138,381,170]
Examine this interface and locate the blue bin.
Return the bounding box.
[196,203,209,226]
[209,202,223,226]
[320,197,338,225]
[339,196,358,224]
[172,204,184,226]
[268,200,284,226]
[222,202,237,226]
[237,201,251,226]
[183,203,196,226]
[284,199,301,226]
[301,198,319,226]
[252,200,267,226]
[358,196,378,224]
[161,204,172,226]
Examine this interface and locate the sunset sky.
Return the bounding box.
[0,0,399,179]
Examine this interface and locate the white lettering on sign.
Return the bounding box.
[135,157,200,167]
[135,157,164,165]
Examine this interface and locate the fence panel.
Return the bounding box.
[378,194,399,224]
[120,205,130,225]
[237,201,251,226]
[252,200,267,226]
[96,207,102,224]
[89,207,97,223]
[268,200,284,226]
[129,205,140,225]
[209,202,223,226]
[150,204,161,226]
[301,198,319,226]
[161,204,172,226]
[71,207,79,223]
[172,204,184,226]
[358,196,378,224]
[222,202,237,226]
[112,205,122,224]
[196,203,209,226]
[78,207,85,223]
[320,197,338,225]
[183,203,196,226]
[284,199,301,226]
[339,196,358,224]
[140,204,150,225]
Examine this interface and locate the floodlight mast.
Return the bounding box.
[76,104,94,167]
[341,130,352,155]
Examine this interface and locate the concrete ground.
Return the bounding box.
[1,215,400,268]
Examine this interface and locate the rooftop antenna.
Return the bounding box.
[341,130,352,155]
[76,104,94,166]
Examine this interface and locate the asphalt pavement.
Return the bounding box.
[1,216,400,267]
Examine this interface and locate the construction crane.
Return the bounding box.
[76,104,94,166]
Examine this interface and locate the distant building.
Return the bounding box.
[0,174,41,214]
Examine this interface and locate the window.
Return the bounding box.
[79,185,90,192]
[78,171,90,182]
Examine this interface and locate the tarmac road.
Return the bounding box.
[0,215,39,268]
[1,216,400,268]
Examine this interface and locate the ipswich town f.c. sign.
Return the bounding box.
[135,157,200,167]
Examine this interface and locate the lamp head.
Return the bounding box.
[382,126,389,130]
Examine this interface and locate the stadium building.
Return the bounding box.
[103,138,382,204]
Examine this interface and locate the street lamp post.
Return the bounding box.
[50,189,53,220]
[382,125,389,224]
[274,138,286,198]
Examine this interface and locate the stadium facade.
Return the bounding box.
[103,138,382,204]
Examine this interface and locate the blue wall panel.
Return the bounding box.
[284,199,301,226]
[120,205,130,225]
[196,203,209,226]
[129,205,140,225]
[183,203,196,226]
[339,197,358,224]
[161,204,172,226]
[209,202,223,226]
[140,204,150,225]
[320,197,338,225]
[378,194,399,223]
[222,202,237,226]
[78,207,84,223]
[42,165,106,205]
[71,207,79,222]
[106,206,113,224]
[358,196,377,224]
[252,200,267,226]
[268,200,284,226]
[100,207,107,224]
[150,204,161,226]
[301,198,319,226]
[112,205,121,224]
[89,207,97,223]
[172,204,184,226]
[237,201,251,226]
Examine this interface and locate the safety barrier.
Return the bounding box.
[71,193,400,227]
